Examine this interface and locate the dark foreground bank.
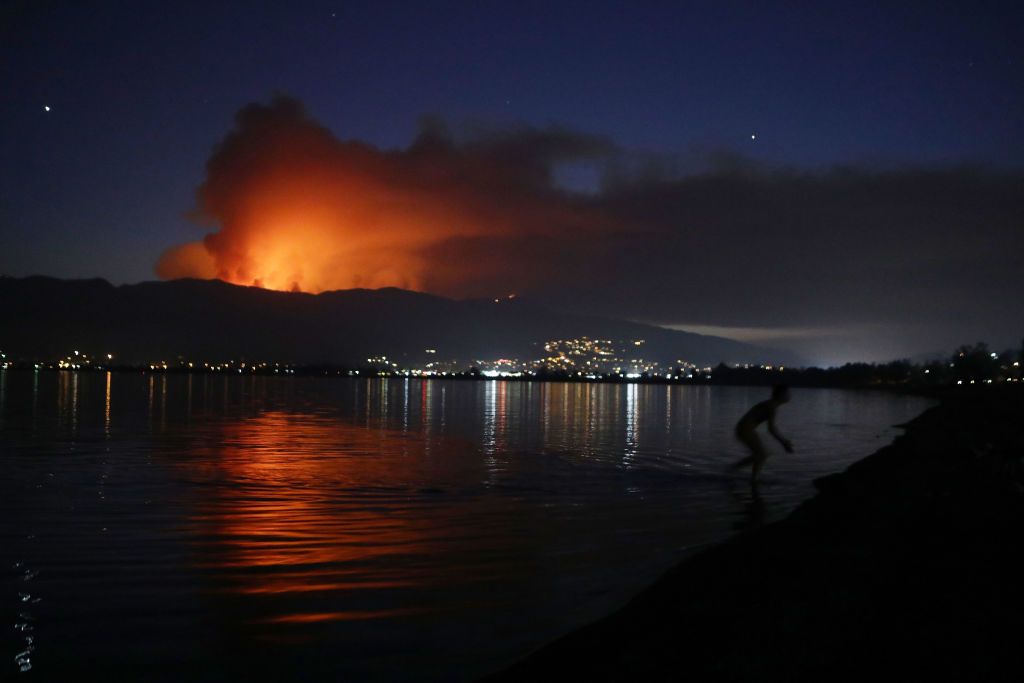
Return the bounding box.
[486,387,1024,682]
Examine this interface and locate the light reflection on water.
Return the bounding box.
[1,372,931,681]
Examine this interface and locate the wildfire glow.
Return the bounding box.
[157,96,612,295]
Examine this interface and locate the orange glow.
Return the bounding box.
[191,411,437,603]
[261,608,422,624]
[157,96,614,296]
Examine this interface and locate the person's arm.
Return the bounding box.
[768,413,794,452]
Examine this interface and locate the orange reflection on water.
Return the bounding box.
[191,410,447,623]
[262,608,422,624]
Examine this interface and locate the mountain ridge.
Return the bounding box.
[0,276,801,367]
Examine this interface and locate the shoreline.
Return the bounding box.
[484,386,1024,681]
[0,365,974,396]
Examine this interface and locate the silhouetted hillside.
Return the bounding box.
[0,276,798,367]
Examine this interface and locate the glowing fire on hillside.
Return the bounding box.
[156,96,612,295]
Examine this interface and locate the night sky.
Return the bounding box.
[2,1,1022,365]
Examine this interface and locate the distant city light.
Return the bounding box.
[15,331,900,384]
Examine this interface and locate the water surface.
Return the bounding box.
[1,372,931,680]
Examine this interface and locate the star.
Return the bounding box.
[43,105,51,112]
[750,133,756,140]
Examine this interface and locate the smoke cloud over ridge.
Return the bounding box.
[157,96,615,294]
[158,96,1024,362]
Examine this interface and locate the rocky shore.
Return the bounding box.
[486,387,1024,682]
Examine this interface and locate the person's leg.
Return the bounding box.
[750,448,767,487]
[734,429,765,469]
[733,455,755,468]
[737,430,767,487]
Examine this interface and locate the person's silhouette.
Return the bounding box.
[733,385,794,487]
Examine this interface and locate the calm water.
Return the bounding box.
[1,371,931,681]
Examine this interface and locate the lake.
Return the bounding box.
[1,371,931,680]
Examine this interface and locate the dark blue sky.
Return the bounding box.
[1,1,1022,362]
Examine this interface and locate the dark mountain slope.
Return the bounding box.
[0,276,798,367]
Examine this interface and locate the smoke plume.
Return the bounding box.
[158,96,1024,362]
[156,95,615,294]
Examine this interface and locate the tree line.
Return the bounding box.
[711,340,1024,388]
